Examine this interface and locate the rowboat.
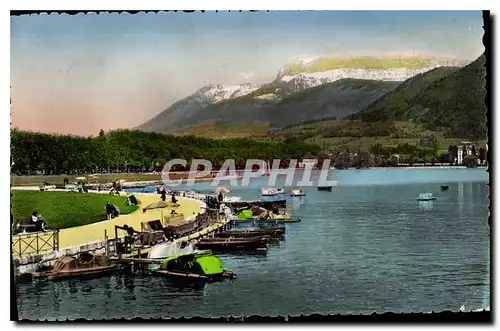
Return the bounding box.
[31,253,120,281]
[195,236,270,251]
[225,200,287,210]
[215,227,285,239]
[232,218,302,224]
[152,252,235,282]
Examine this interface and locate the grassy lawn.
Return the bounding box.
[11,173,164,186]
[172,121,271,140]
[11,172,220,187]
[11,191,139,229]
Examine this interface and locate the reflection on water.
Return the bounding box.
[16,169,490,319]
[418,201,434,211]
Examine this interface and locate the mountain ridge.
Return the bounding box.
[136,54,468,134]
[357,54,486,138]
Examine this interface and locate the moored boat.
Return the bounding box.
[31,253,120,281]
[290,189,305,197]
[225,200,287,210]
[152,252,235,282]
[317,186,333,191]
[257,210,294,221]
[260,188,285,196]
[195,236,270,251]
[148,241,197,259]
[416,193,437,201]
[215,227,285,239]
[440,185,449,191]
[232,218,302,224]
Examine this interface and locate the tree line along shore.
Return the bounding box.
[11,128,487,183]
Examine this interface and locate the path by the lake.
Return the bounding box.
[12,193,202,253]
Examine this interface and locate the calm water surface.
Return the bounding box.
[16,168,490,320]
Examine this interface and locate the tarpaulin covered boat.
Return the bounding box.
[31,253,120,281]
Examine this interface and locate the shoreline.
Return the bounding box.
[11,167,488,190]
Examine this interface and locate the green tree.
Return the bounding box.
[463,155,479,168]
[478,147,487,165]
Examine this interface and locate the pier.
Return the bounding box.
[11,189,236,276]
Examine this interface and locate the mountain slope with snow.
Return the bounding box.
[137,83,260,133]
[137,55,466,133]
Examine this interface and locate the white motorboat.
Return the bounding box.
[223,196,243,202]
[260,188,284,196]
[416,192,437,201]
[290,189,305,197]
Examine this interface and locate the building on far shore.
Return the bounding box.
[298,155,318,169]
[457,141,480,165]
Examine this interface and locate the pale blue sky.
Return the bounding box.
[11,11,485,135]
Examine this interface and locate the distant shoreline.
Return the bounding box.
[11,166,487,187]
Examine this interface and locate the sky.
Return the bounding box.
[11,11,485,136]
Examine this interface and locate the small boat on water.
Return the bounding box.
[233,218,302,224]
[260,188,285,196]
[215,227,285,239]
[148,241,197,259]
[440,185,449,191]
[152,252,235,282]
[195,236,270,251]
[223,196,243,203]
[290,189,306,197]
[31,253,120,281]
[416,193,437,201]
[262,211,294,221]
[317,186,333,192]
[225,200,287,210]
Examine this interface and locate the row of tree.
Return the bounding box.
[11,129,321,175]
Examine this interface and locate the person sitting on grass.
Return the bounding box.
[128,195,139,206]
[106,202,120,219]
[30,210,48,232]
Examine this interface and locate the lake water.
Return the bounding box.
[15,168,490,320]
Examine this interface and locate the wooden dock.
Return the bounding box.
[115,217,232,262]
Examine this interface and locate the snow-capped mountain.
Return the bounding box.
[195,83,261,104]
[136,54,468,133]
[277,67,436,88]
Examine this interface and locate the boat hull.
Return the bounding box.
[232,218,301,224]
[32,265,121,281]
[225,200,287,210]
[215,227,285,239]
[195,236,269,251]
[152,269,235,282]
